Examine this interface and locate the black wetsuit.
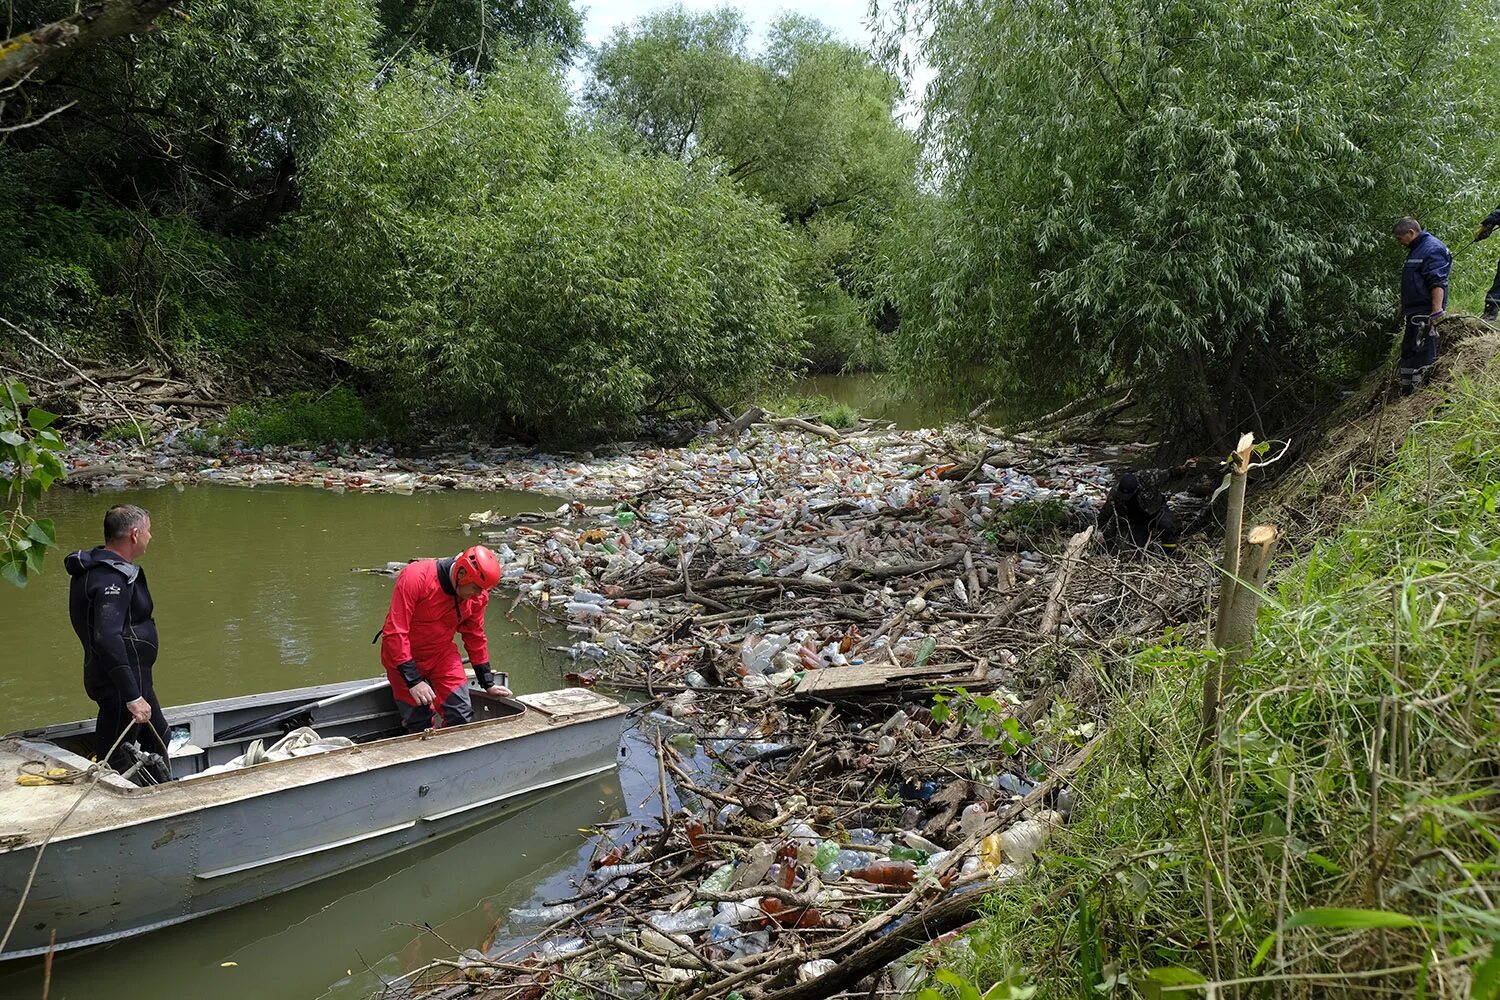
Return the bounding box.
[64,547,171,782]
[1098,473,1180,553]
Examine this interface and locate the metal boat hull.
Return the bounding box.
[0,683,626,959]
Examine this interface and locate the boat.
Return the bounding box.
[0,678,628,960]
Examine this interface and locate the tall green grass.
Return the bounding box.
[952,369,1500,998]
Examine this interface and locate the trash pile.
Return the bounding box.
[378,421,1214,1000]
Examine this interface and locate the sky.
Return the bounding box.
[573,0,931,124]
[578,0,878,50]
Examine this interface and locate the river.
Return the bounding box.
[0,373,991,999]
[0,484,659,1000]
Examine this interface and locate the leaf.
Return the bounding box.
[1139,967,1206,1000]
[1209,470,1233,504]
[1303,851,1342,874]
[0,430,23,446]
[26,407,58,430]
[1282,908,1427,931]
[1472,945,1500,1000]
[1250,932,1277,969]
[934,969,966,989]
[0,558,27,588]
[24,519,56,547]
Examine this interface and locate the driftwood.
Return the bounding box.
[767,416,841,442]
[1039,526,1094,635]
[998,377,1142,438]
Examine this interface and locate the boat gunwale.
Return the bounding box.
[0,687,628,849]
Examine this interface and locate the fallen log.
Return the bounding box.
[998,377,1142,438]
[767,416,841,442]
[1039,526,1094,636]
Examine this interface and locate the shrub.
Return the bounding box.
[224,386,380,445]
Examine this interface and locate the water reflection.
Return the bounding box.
[0,774,628,1000]
[0,484,571,735]
[786,371,1046,430]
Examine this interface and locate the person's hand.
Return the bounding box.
[484,684,513,698]
[126,697,152,724]
[408,681,436,706]
[1477,225,1493,242]
[1430,308,1446,324]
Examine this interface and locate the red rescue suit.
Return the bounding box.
[379,559,489,714]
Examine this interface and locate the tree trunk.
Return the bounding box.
[1,0,179,83]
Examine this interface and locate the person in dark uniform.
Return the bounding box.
[1475,206,1500,321]
[1392,217,1450,396]
[64,504,171,783]
[1098,471,1180,554]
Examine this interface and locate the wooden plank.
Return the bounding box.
[794,660,984,697]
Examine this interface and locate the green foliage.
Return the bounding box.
[952,365,1500,995]
[931,688,1033,750]
[992,499,1070,535]
[373,0,583,70]
[879,0,1500,444]
[291,54,803,438]
[587,10,918,372]
[224,387,381,446]
[2,0,910,439]
[0,381,67,587]
[760,393,860,429]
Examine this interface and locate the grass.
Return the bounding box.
[941,367,1500,998]
[759,392,860,430]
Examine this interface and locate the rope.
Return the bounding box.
[0,717,163,955]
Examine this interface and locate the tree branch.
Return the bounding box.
[0,0,181,84]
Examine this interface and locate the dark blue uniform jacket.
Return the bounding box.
[1401,231,1451,315]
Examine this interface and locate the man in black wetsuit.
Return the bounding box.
[65,504,171,783]
[1098,472,1180,554]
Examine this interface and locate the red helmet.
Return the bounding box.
[452,545,502,590]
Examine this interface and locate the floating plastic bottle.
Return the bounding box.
[731,842,776,889]
[799,959,837,982]
[714,900,763,924]
[902,831,944,854]
[888,845,928,863]
[960,802,989,838]
[507,902,578,928]
[848,859,916,887]
[812,840,841,871]
[537,936,586,960]
[997,810,1062,865]
[648,906,714,935]
[699,863,734,894]
[566,601,605,621]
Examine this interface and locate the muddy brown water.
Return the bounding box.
[0,483,656,1000]
[0,373,1008,997]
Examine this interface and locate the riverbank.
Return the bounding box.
[929,344,1500,998]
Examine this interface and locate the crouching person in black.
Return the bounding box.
[1098,472,1180,555]
[65,504,172,784]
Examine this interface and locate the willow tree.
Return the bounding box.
[879,0,1500,444]
[588,10,917,371]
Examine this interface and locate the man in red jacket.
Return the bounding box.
[380,546,510,732]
